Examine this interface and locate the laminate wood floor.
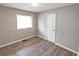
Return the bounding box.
[0,36,77,56]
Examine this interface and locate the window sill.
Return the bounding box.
[17,27,32,31]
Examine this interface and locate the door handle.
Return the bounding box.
[53,29,55,31]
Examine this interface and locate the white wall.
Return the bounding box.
[37,4,79,52]
[0,6,37,46]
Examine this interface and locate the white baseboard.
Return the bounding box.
[36,35,47,40]
[55,43,78,54]
[37,35,78,55]
[0,35,37,48]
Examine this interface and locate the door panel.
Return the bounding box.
[47,13,56,43]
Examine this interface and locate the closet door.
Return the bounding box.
[47,13,56,43]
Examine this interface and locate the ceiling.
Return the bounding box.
[0,3,75,12]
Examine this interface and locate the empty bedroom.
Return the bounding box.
[0,3,79,56]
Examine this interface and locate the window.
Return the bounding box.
[17,14,32,29]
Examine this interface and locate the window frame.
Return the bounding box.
[16,14,33,30]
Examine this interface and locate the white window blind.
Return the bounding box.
[17,14,32,29]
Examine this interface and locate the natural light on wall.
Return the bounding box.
[17,14,32,29]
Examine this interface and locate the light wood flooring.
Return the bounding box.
[0,36,77,56]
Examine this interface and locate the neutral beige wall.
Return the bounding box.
[37,4,79,52]
[0,6,37,46]
[76,4,79,53]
